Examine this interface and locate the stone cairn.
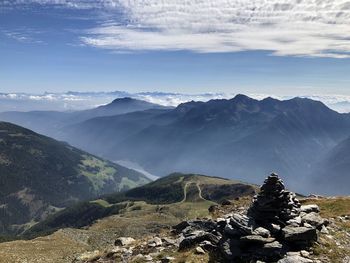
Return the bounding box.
[248,173,301,226]
[173,173,326,262]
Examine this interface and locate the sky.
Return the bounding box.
[1,0,350,96]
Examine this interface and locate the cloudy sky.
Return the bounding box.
[1,0,350,96]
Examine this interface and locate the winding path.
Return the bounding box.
[181,182,206,202]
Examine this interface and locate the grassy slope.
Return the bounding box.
[0,121,149,235]
[22,173,256,239]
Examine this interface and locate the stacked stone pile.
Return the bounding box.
[248,173,301,225]
[174,173,327,262]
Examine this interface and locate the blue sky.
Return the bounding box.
[1,0,350,95]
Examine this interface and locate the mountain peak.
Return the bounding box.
[111,97,138,104]
[231,94,253,102]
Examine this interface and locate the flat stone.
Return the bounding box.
[277,255,313,263]
[162,237,178,246]
[264,241,283,249]
[300,205,320,213]
[300,250,310,258]
[179,231,220,250]
[282,226,317,242]
[287,216,302,227]
[240,235,275,245]
[253,227,270,237]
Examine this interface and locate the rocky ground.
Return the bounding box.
[71,174,350,263]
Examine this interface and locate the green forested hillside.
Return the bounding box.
[0,122,149,235]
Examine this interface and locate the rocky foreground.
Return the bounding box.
[72,173,350,263]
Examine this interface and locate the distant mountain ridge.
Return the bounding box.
[58,95,350,194]
[0,97,169,136]
[0,122,149,235]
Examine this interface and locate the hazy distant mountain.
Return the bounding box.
[308,137,350,195]
[0,122,149,235]
[0,98,169,136]
[60,95,350,194]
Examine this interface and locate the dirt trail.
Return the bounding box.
[182,182,206,202]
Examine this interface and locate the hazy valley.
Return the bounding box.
[2,95,350,195]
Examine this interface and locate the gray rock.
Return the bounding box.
[300,250,310,258]
[114,237,135,246]
[300,204,320,214]
[282,226,317,242]
[195,246,206,254]
[287,216,302,227]
[219,238,241,260]
[224,224,242,237]
[229,214,253,235]
[199,240,217,250]
[253,227,271,237]
[277,255,313,263]
[240,235,275,245]
[148,237,162,247]
[179,231,220,250]
[302,212,324,228]
[144,255,153,261]
[162,237,178,246]
[264,241,283,249]
[320,225,329,234]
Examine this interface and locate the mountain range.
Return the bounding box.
[0,121,149,235]
[0,97,169,137]
[1,95,350,195]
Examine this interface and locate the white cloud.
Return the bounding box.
[80,0,350,58]
[2,0,350,57]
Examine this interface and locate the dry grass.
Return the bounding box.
[0,230,89,263]
[301,197,350,218]
[301,197,350,263]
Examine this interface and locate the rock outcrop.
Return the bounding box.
[174,173,326,262]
